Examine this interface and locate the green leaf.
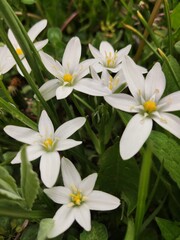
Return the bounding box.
[20,147,40,209]
[21,0,36,4]
[37,218,54,240]
[149,131,180,188]
[20,224,39,240]
[175,41,180,54]
[0,166,22,200]
[156,217,180,240]
[171,3,180,30]
[98,142,139,215]
[47,27,62,46]
[162,55,180,94]
[80,221,108,240]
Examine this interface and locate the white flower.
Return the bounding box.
[8,19,48,75]
[89,41,131,73]
[44,157,120,238]
[105,56,180,160]
[38,36,108,100]
[0,45,15,75]
[4,111,86,187]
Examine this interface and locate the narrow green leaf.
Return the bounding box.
[20,147,40,210]
[21,0,36,4]
[0,166,21,200]
[37,218,54,240]
[149,131,180,188]
[156,217,180,240]
[170,3,180,30]
[98,142,139,215]
[80,221,108,240]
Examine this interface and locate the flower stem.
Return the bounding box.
[124,218,135,240]
[135,144,152,239]
[0,75,16,105]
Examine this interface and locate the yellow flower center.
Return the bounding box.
[143,100,157,113]
[70,190,85,206]
[43,138,53,149]
[108,76,119,91]
[63,73,73,83]
[16,48,23,55]
[105,52,117,67]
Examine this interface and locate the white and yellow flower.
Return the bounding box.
[0,45,15,74]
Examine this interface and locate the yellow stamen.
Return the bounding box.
[63,73,73,83]
[43,138,53,149]
[16,48,23,55]
[143,100,157,113]
[70,190,84,206]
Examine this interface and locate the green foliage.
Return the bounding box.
[20,147,40,209]
[37,218,54,240]
[21,0,36,5]
[149,131,180,188]
[171,3,180,30]
[156,217,180,240]
[80,221,108,240]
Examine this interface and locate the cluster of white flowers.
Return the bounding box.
[1,19,180,238]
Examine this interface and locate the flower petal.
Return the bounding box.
[87,190,120,210]
[56,139,82,151]
[88,44,103,63]
[48,205,74,238]
[56,86,73,99]
[100,41,114,57]
[104,93,138,112]
[145,62,165,102]
[62,37,81,72]
[38,79,60,101]
[158,91,180,112]
[61,157,81,188]
[40,151,60,188]
[120,114,153,160]
[28,19,47,42]
[17,58,31,76]
[116,44,131,64]
[74,204,91,231]
[34,39,48,51]
[44,186,71,204]
[55,117,86,139]
[153,112,180,139]
[26,145,44,161]
[4,126,40,144]
[11,151,21,164]
[122,56,145,99]
[0,46,15,74]
[38,110,54,137]
[8,29,18,47]
[74,78,110,96]
[77,59,96,79]
[79,173,98,195]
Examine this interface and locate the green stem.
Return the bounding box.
[135,145,152,239]
[0,97,38,130]
[163,0,173,55]
[0,75,16,105]
[73,93,94,112]
[124,218,135,240]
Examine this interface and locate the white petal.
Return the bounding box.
[56,86,73,99]
[28,19,47,42]
[38,79,60,101]
[39,51,64,79]
[145,62,165,102]
[38,110,54,137]
[120,114,153,160]
[88,44,103,63]
[79,173,98,195]
[74,204,91,231]
[44,186,71,204]
[34,39,48,51]
[116,44,131,64]
[56,139,82,151]
[61,157,81,188]
[77,59,96,79]
[8,29,18,47]
[153,112,180,139]
[104,94,138,112]
[55,117,86,139]
[0,46,15,74]
[158,91,180,112]
[4,126,40,144]
[87,190,120,210]
[62,37,81,72]
[74,78,110,96]
[17,58,31,76]
[122,56,145,99]
[26,145,44,161]
[90,66,101,81]
[40,152,60,188]
[100,41,114,57]
[11,151,21,164]
[48,205,74,238]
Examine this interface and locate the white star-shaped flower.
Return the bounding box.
[44,157,120,238]
[0,45,15,75]
[4,110,86,187]
[105,56,180,160]
[8,19,48,75]
[89,41,131,73]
